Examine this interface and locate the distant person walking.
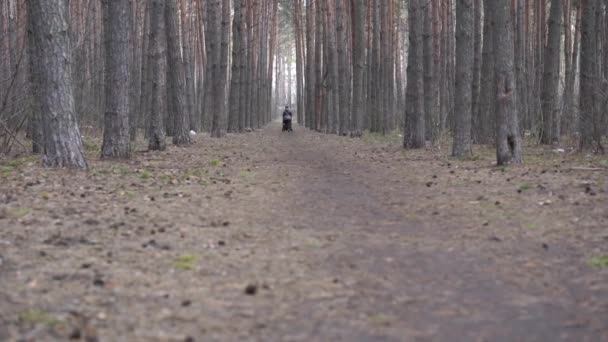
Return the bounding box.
[282,105,293,132]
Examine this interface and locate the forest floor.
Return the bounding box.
[0,122,607,341]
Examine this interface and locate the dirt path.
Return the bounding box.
[1,123,607,341]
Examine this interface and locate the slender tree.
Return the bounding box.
[540,0,563,144]
[166,0,191,145]
[148,0,167,151]
[404,0,425,148]
[452,0,474,157]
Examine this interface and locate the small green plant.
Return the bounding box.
[589,257,608,268]
[11,208,31,218]
[20,310,62,326]
[368,313,392,327]
[174,254,198,270]
[525,223,538,230]
[518,183,531,192]
[139,169,152,179]
[210,159,221,167]
[82,139,99,152]
[0,166,13,176]
[304,239,322,249]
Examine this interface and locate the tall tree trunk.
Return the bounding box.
[238,0,248,131]
[211,0,230,137]
[423,1,434,140]
[101,0,131,158]
[541,0,563,144]
[579,0,598,150]
[492,0,523,165]
[326,0,340,134]
[404,0,425,148]
[471,0,482,143]
[166,0,191,145]
[229,0,242,133]
[28,0,88,168]
[181,0,197,132]
[476,0,495,144]
[452,0,474,157]
[336,0,350,135]
[148,0,167,151]
[351,0,365,136]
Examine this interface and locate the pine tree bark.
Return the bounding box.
[471,0,482,142]
[579,0,598,150]
[540,0,562,144]
[211,0,229,137]
[181,0,197,133]
[423,1,434,140]
[452,0,474,157]
[101,0,131,158]
[228,0,243,133]
[336,0,349,135]
[404,0,425,148]
[492,0,522,165]
[476,0,495,144]
[166,0,191,145]
[326,0,340,134]
[351,0,365,137]
[28,0,88,168]
[148,0,167,151]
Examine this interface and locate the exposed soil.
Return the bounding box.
[1,123,607,341]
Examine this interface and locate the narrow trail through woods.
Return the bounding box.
[1,123,607,341]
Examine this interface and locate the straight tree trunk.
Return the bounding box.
[148,0,167,151]
[228,0,242,133]
[101,0,131,158]
[166,0,191,145]
[471,0,482,142]
[326,0,340,134]
[211,0,230,137]
[540,0,563,144]
[181,0,197,132]
[336,0,349,135]
[404,0,425,148]
[423,1,434,140]
[452,0,474,157]
[28,0,88,168]
[476,0,495,144]
[351,0,365,136]
[492,0,523,165]
[579,0,598,150]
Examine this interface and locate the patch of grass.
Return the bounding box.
[239,170,252,178]
[20,310,62,326]
[111,165,130,176]
[139,169,153,180]
[174,254,198,270]
[82,138,99,153]
[304,239,322,248]
[11,208,31,218]
[525,223,538,230]
[210,159,221,167]
[368,313,392,327]
[518,183,532,192]
[362,130,402,145]
[0,166,13,176]
[0,156,38,176]
[589,257,608,268]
